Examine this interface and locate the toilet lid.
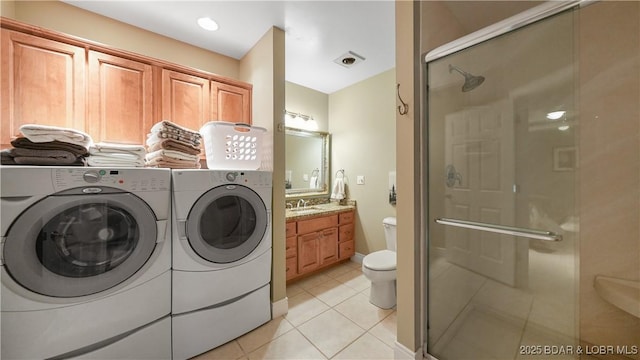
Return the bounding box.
[363,250,396,271]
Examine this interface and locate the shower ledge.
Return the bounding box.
[594,275,640,319]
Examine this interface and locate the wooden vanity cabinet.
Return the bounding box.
[286,210,355,283]
[338,211,356,260]
[285,221,298,281]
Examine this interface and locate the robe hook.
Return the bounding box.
[397,83,409,115]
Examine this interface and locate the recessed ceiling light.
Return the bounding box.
[197,17,219,31]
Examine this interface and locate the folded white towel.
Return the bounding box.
[90,142,146,156]
[330,177,345,200]
[20,124,93,149]
[145,149,200,162]
[89,152,143,161]
[87,154,145,167]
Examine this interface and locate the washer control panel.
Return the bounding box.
[210,171,272,187]
[53,168,170,192]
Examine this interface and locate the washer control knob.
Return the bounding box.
[225,172,238,182]
[83,171,101,183]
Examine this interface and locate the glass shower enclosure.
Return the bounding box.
[424,1,640,358]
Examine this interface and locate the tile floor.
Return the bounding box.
[193,260,397,360]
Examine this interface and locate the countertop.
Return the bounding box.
[285,202,356,220]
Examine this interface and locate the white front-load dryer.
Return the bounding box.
[0,166,172,359]
[171,169,272,359]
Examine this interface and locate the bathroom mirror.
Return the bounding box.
[285,127,330,197]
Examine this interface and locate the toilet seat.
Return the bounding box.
[363,250,396,271]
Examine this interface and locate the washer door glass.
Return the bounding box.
[38,203,138,278]
[3,192,157,298]
[186,185,268,263]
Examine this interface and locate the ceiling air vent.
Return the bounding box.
[333,51,365,68]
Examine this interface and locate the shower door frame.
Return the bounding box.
[421,1,588,357]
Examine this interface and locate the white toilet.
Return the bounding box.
[362,217,397,309]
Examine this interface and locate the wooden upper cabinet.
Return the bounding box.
[1,19,253,149]
[211,81,251,124]
[1,29,86,148]
[88,51,153,145]
[161,69,211,133]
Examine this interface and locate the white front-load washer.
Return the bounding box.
[0,166,172,359]
[171,169,272,360]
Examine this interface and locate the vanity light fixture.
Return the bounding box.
[197,17,219,31]
[284,110,318,131]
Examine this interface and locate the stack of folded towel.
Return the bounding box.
[1,124,92,166]
[145,120,202,169]
[88,142,146,167]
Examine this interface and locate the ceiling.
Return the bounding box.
[63,1,396,94]
[62,1,543,94]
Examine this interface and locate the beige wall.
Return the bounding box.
[328,69,397,256]
[239,27,286,305]
[578,1,640,354]
[285,82,329,132]
[395,0,420,353]
[6,0,239,78]
[1,0,15,18]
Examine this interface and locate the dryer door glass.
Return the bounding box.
[187,185,268,263]
[200,195,256,250]
[3,192,157,297]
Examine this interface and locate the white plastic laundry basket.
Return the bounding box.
[200,122,266,170]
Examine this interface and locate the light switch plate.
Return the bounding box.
[356,175,365,185]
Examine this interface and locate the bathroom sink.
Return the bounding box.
[289,207,320,214]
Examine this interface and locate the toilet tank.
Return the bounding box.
[382,217,397,252]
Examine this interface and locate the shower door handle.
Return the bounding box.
[435,218,562,242]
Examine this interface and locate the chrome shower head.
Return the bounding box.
[449,64,485,92]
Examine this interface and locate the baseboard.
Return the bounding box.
[271,297,288,319]
[394,341,423,360]
[351,252,365,264]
